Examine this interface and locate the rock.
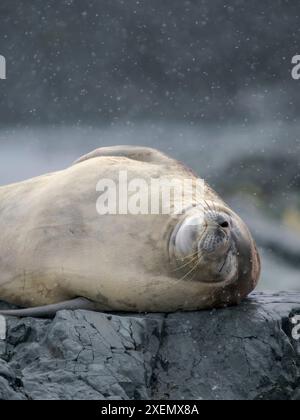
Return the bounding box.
[0,292,299,400]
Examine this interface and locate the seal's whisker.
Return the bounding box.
[204,200,214,220]
[212,200,219,219]
[204,199,211,213]
[210,199,219,219]
[179,250,199,261]
[198,223,209,243]
[191,197,209,213]
[174,255,199,272]
[179,259,202,282]
[176,252,199,265]
[208,198,217,216]
[189,199,218,228]
[205,199,218,220]
[178,224,209,266]
[195,199,209,214]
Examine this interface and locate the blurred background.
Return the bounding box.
[0,0,299,290]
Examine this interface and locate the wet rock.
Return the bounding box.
[0,292,299,400]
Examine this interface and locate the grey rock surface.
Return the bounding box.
[0,292,299,400]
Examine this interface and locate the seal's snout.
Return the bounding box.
[199,225,230,256]
[199,212,231,256]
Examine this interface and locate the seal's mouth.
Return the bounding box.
[218,245,232,273]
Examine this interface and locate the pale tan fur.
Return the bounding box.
[0,146,260,312]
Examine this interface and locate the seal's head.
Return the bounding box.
[169,202,261,299]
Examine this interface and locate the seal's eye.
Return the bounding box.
[220,221,229,229]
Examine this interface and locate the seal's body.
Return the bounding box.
[0,146,260,315]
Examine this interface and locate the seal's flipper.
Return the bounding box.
[0,297,97,318]
[74,145,174,166]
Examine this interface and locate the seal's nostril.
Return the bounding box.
[220,221,229,229]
